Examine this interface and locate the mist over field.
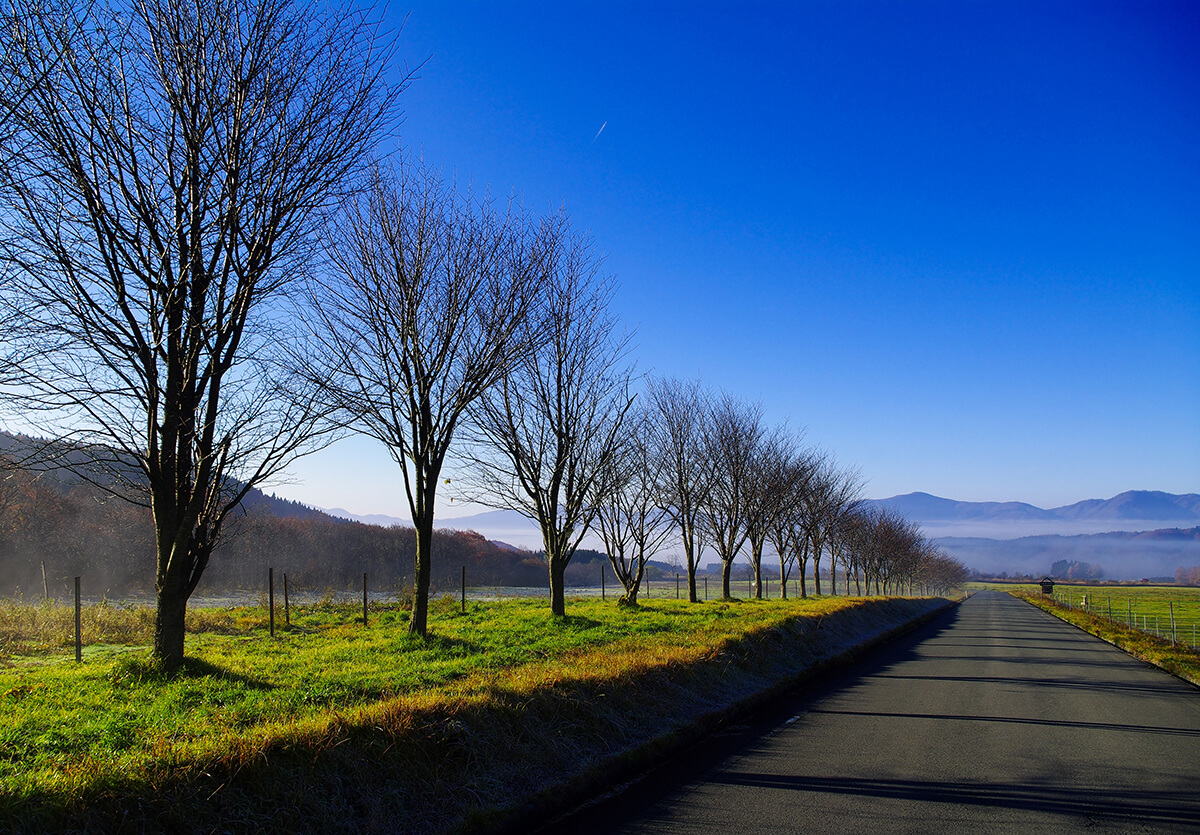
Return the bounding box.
[918,519,1194,540]
[936,530,1200,580]
[332,491,1200,581]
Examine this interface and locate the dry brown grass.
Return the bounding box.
[0,597,245,657]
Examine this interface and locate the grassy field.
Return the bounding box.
[0,592,949,833]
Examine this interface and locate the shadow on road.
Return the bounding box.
[706,773,1198,827]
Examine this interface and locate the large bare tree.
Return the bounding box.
[307,161,542,636]
[818,462,863,594]
[0,0,401,666]
[645,376,712,603]
[465,220,634,617]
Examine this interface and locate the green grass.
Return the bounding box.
[0,593,949,833]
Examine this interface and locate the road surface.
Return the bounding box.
[547,590,1200,833]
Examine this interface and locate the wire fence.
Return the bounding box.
[1049,590,1200,650]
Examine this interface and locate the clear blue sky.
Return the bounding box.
[277,0,1199,515]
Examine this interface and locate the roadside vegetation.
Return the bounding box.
[1003,586,1200,686]
[0,593,949,833]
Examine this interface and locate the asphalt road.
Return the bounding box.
[544,590,1200,834]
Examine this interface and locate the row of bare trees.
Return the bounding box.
[582,380,968,606]
[0,0,965,667]
[834,507,969,597]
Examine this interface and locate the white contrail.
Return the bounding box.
[591,121,607,144]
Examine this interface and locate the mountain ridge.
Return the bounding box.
[873,490,1200,523]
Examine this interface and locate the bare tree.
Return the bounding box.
[767,448,816,598]
[465,219,634,617]
[827,508,857,595]
[837,506,871,595]
[592,406,674,606]
[645,377,712,603]
[800,454,862,595]
[822,465,863,595]
[876,510,922,594]
[0,0,402,666]
[306,161,541,637]
[703,395,763,599]
[743,425,799,599]
[842,505,920,595]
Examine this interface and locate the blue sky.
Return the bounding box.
[277,0,1199,515]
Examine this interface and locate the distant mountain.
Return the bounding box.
[322,507,545,550]
[874,490,1200,525]
[324,508,407,527]
[874,493,1058,522]
[1,430,327,521]
[1051,491,1200,521]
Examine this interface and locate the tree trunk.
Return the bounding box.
[830,557,838,595]
[549,556,567,617]
[779,560,788,599]
[721,557,733,599]
[685,535,699,603]
[750,542,764,599]
[153,582,187,669]
[813,556,823,595]
[620,584,640,607]
[409,512,434,636]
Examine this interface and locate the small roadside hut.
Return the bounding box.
[1039,577,1055,595]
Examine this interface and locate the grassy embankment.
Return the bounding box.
[991,584,1200,686]
[0,592,949,834]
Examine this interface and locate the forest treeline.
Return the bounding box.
[0,464,607,597]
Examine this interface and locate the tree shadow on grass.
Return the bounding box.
[108,653,274,690]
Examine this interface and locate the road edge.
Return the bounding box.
[485,594,964,835]
[1011,591,1200,688]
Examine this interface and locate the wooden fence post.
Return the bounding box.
[283,573,290,627]
[269,567,275,638]
[74,576,81,663]
[362,573,368,626]
[461,565,466,614]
